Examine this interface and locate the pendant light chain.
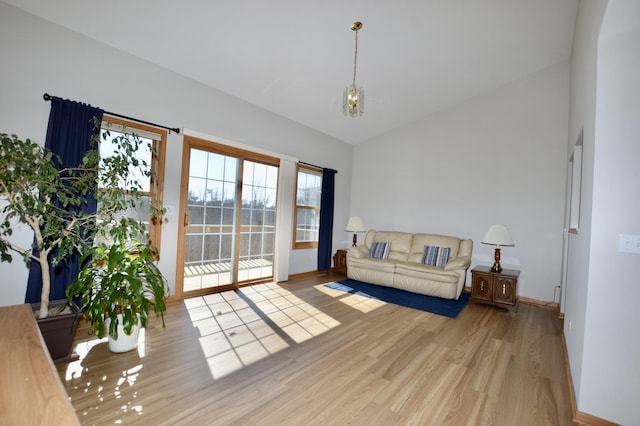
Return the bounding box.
[352,29,359,88]
[343,21,364,117]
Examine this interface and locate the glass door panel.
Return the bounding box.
[184,149,239,292]
[238,161,278,282]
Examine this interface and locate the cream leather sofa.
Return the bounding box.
[346,230,473,300]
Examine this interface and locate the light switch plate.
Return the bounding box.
[618,234,640,254]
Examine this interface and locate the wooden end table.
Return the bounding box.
[333,249,348,275]
[470,266,520,312]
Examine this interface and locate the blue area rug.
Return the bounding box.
[325,279,470,318]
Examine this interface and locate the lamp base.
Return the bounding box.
[352,233,358,247]
[491,247,502,273]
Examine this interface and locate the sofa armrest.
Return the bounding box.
[347,246,368,259]
[444,255,471,271]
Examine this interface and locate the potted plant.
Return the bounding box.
[0,133,95,316]
[0,122,166,359]
[0,132,101,361]
[66,237,168,352]
[66,122,168,352]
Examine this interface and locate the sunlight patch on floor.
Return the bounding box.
[315,283,386,313]
[62,335,146,421]
[185,282,340,380]
[62,328,146,382]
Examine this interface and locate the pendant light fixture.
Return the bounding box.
[343,21,364,117]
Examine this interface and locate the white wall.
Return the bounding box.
[563,0,606,407]
[351,63,570,302]
[584,25,640,423]
[581,1,640,423]
[564,1,640,423]
[0,3,353,305]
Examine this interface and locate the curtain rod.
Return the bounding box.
[299,161,338,174]
[43,93,180,134]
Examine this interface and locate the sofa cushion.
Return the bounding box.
[421,245,451,268]
[408,233,461,263]
[369,241,391,259]
[364,230,413,262]
[395,262,459,283]
[348,256,397,273]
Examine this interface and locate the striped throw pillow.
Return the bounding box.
[421,245,451,268]
[369,241,391,259]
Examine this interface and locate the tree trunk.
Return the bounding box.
[38,249,51,319]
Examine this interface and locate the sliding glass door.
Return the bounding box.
[179,137,279,296]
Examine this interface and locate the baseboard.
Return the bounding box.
[286,270,332,281]
[165,294,181,303]
[561,333,619,426]
[561,333,578,421]
[519,295,559,311]
[574,411,620,426]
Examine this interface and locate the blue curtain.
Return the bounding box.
[317,168,337,271]
[25,98,104,303]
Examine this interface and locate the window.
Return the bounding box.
[98,117,166,249]
[293,165,322,249]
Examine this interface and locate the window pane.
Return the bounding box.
[265,210,276,227]
[185,234,203,263]
[252,186,265,208]
[264,233,275,251]
[220,234,234,259]
[239,233,250,257]
[296,170,322,207]
[96,194,151,244]
[223,182,236,205]
[224,157,237,182]
[190,149,208,179]
[100,129,152,192]
[296,208,319,242]
[265,188,277,209]
[222,208,235,227]
[243,161,254,186]
[204,207,221,226]
[207,152,225,181]
[203,234,221,262]
[188,177,207,205]
[266,166,278,189]
[206,180,224,205]
[189,205,204,226]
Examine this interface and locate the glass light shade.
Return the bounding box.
[343,85,364,117]
[482,224,514,247]
[345,216,365,232]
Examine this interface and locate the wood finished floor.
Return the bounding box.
[56,274,574,425]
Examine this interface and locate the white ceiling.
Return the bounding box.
[5,0,578,145]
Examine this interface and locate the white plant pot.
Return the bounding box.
[105,314,141,353]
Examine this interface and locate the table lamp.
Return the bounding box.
[482,224,514,273]
[345,216,365,247]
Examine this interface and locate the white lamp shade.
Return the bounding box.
[345,216,365,232]
[482,224,514,247]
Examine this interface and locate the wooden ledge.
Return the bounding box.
[0,304,80,425]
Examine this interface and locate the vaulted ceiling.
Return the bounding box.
[5,0,578,144]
